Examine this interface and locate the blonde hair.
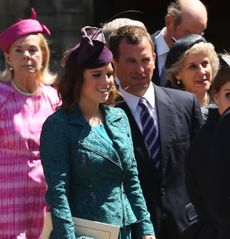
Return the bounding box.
[0,33,56,85]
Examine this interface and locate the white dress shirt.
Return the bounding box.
[154,27,170,75]
[119,82,159,133]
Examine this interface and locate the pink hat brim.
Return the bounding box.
[0,19,51,51]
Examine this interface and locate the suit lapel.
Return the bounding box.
[154,85,175,177]
[117,88,176,177]
[117,101,150,162]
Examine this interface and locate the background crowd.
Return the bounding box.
[0,0,230,239]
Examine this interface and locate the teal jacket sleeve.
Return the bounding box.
[40,115,76,239]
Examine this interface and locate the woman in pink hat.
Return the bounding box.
[0,9,61,238]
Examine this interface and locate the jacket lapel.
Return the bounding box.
[117,101,150,162]
[79,131,123,170]
[102,105,131,170]
[65,105,124,170]
[154,85,175,177]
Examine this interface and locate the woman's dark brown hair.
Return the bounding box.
[210,54,230,101]
[58,47,118,111]
[58,48,83,111]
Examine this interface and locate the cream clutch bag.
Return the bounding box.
[41,212,119,239]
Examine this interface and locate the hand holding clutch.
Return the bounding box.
[77,237,95,239]
[142,236,156,239]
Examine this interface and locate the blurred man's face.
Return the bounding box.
[113,38,155,97]
[172,13,207,40]
[166,11,207,47]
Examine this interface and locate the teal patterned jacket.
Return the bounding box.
[40,104,154,239]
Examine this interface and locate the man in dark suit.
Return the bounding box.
[109,25,202,239]
[151,0,207,86]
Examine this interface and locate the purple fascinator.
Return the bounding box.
[72,26,113,69]
[0,8,51,51]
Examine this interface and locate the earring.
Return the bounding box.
[8,64,13,71]
[176,79,182,85]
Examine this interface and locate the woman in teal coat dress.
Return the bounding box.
[40,26,155,239]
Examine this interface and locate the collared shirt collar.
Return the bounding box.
[155,27,170,56]
[119,82,158,132]
[119,82,156,115]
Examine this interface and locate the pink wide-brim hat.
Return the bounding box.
[0,8,51,51]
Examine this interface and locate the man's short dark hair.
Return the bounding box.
[109,25,154,61]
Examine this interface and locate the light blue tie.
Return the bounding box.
[139,97,161,169]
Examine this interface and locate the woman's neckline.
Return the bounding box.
[11,80,39,96]
[91,122,104,127]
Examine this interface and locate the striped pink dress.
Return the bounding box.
[0,81,61,239]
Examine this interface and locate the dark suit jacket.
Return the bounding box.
[208,107,230,239]
[185,107,230,239]
[118,85,202,239]
[185,108,220,239]
[151,30,161,86]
